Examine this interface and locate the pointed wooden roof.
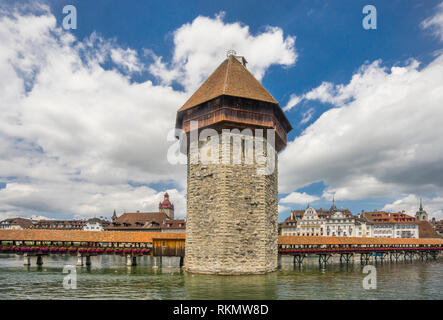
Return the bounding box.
[178,55,278,112]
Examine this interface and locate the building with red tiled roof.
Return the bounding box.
[106,211,169,231]
[418,220,442,238]
[431,219,443,236]
[0,218,33,230]
[279,201,355,237]
[29,218,109,231]
[106,192,184,232]
[362,211,419,238]
[161,219,186,233]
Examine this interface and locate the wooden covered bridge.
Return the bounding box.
[0,230,442,267]
[279,235,443,266]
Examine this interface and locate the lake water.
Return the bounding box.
[0,254,442,299]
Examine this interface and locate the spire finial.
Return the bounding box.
[226,49,237,57]
[419,198,423,211]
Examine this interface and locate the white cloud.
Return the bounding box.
[0,5,187,218]
[280,55,443,201]
[300,107,315,124]
[421,2,443,42]
[149,12,297,91]
[383,194,443,220]
[283,94,302,111]
[280,192,320,205]
[110,47,144,73]
[278,204,290,213]
[0,6,295,219]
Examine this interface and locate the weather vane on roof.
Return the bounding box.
[226,49,237,57]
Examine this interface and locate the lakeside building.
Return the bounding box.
[83,218,109,231]
[105,192,186,232]
[280,201,357,237]
[353,217,373,237]
[411,200,442,238]
[30,218,110,230]
[0,218,33,230]
[361,211,419,238]
[430,218,443,236]
[279,201,435,239]
[0,192,184,233]
[325,210,355,237]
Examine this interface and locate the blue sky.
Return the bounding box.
[1,0,443,220]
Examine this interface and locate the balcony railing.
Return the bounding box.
[182,106,287,143]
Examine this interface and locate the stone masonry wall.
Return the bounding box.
[184,132,278,274]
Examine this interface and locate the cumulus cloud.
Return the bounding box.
[148,12,297,91]
[383,194,443,220]
[421,2,443,42]
[0,5,296,219]
[278,204,291,213]
[110,47,144,73]
[280,192,320,205]
[280,55,443,202]
[0,5,187,218]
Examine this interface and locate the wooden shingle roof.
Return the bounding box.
[178,55,278,112]
[0,229,185,243]
[418,221,442,239]
[2,230,443,245]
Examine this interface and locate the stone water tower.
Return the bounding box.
[175,53,292,274]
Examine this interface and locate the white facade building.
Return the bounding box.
[353,218,372,237]
[296,207,324,236]
[362,211,418,238]
[324,211,354,237]
[83,222,104,231]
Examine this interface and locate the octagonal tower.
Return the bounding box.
[176,54,292,274]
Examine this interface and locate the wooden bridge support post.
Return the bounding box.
[23,253,31,266]
[85,255,91,267]
[36,255,43,266]
[179,256,184,268]
[318,254,331,267]
[340,253,353,265]
[293,254,305,266]
[390,252,400,262]
[360,253,371,265]
[126,255,137,266]
[403,251,414,263]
